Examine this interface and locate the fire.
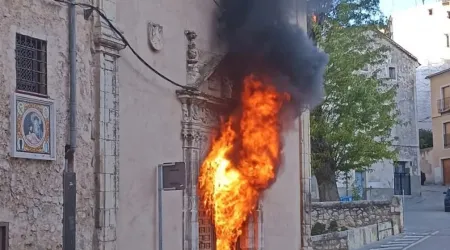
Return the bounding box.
[198,74,289,250]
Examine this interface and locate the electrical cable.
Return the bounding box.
[54,0,198,92]
[213,0,220,7]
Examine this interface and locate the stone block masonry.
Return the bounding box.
[311,197,403,230]
[312,231,348,250]
[312,222,394,250]
[311,197,403,250]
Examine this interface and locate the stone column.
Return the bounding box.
[91,1,125,249]
[177,90,228,250]
[300,109,313,250]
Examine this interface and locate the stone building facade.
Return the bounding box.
[324,34,421,200]
[364,36,421,199]
[0,0,96,249]
[0,0,314,250]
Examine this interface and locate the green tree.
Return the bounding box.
[311,0,398,201]
[419,129,433,149]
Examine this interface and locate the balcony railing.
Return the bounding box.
[444,134,450,148]
[438,97,450,113]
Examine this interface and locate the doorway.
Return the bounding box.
[443,159,450,186]
[394,161,411,195]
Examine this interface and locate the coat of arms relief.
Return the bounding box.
[148,22,164,51]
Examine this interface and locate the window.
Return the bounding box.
[388,67,396,79]
[442,86,450,112]
[446,34,450,48]
[429,8,433,15]
[444,122,450,148]
[443,86,450,99]
[0,222,8,250]
[15,33,47,95]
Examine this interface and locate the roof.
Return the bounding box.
[425,67,450,79]
[377,31,420,64]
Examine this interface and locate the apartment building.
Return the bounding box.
[424,68,450,185]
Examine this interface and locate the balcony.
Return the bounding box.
[438,97,450,113]
[445,134,450,148]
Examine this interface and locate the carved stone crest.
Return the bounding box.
[148,22,163,51]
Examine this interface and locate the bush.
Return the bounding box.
[328,220,339,232]
[311,222,327,235]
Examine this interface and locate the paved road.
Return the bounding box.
[359,185,450,250]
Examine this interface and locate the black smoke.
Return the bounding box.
[218,0,329,111]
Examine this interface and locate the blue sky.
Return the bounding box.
[380,0,435,16]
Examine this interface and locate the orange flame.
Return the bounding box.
[198,74,289,250]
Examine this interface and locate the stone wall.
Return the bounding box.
[311,197,403,234]
[312,222,394,250]
[0,1,95,250]
[311,231,348,250]
[311,197,403,250]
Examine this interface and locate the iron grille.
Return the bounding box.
[438,97,450,113]
[15,33,47,95]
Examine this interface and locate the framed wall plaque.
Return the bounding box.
[10,93,56,160]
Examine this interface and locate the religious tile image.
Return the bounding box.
[16,101,51,154]
[11,93,55,160]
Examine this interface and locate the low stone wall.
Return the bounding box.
[311,197,403,250]
[311,231,348,250]
[311,197,402,231]
[312,221,395,250]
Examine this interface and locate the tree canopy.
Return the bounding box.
[310,0,399,201]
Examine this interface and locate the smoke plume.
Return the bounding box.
[218,0,329,111]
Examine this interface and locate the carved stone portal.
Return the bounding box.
[177,89,226,250]
[177,88,263,250]
[180,28,265,250]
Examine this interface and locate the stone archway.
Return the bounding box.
[177,83,263,250]
[178,29,265,250]
[177,89,226,250]
[178,29,313,250]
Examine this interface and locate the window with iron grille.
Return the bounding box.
[15,33,47,96]
[0,222,8,250]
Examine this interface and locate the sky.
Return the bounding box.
[380,0,436,16]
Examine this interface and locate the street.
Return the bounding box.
[359,185,450,250]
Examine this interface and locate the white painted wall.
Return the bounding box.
[391,3,450,65]
[116,0,308,249]
[391,2,450,130]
